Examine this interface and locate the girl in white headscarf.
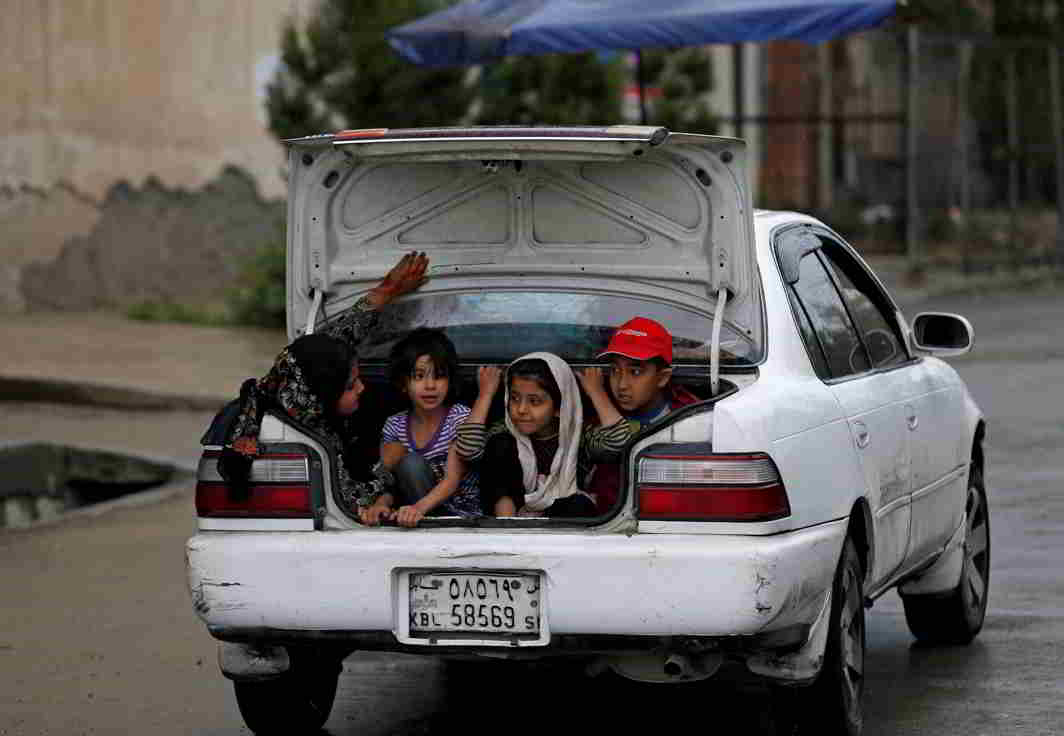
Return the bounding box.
[455,352,632,517]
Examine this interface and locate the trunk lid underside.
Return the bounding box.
[285,126,761,351]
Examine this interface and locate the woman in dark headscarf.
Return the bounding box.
[222,252,429,518]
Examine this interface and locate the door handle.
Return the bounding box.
[904,403,918,431]
[853,420,870,449]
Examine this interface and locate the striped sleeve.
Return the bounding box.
[455,422,487,462]
[455,419,508,462]
[380,412,405,446]
[582,418,639,462]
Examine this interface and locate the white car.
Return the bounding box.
[186,126,989,735]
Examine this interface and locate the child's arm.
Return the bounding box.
[576,367,622,426]
[361,417,405,525]
[576,367,636,462]
[379,441,405,468]
[395,445,466,528]
[455,366,502,463]
[379,412,407,469]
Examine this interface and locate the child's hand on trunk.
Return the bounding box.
[395,504,426,528]
[359,498,394,526]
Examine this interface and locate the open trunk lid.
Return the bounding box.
[285,126,762,360]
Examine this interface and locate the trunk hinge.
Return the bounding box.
[304,288,324,336]
[710,287,728,397]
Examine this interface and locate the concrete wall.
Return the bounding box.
[0,0,314,311]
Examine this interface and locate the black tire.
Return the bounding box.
[233,651,341,735]
[901,466,990,645]
[780,536,865,736]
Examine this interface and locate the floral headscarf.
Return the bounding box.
[226,327,388,512]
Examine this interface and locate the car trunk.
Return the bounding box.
[284,126,762,356]
[280,126,759,527]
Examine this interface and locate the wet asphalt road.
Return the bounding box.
[2,284,1062,735]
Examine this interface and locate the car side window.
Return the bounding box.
[792,250,871,379]
[818,246,908,369]
[786,287,830,378]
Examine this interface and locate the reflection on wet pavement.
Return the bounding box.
[327,653,788,735]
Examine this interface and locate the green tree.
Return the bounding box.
[265,0,474,140]
[475,52,625,125]
[640,47,717,133]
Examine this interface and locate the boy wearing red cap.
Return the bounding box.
[587,316,699,512]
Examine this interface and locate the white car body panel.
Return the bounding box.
[187,520,847,642]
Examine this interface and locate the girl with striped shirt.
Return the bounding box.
[360,328,480,527]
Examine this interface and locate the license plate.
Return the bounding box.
[407,572,541,637]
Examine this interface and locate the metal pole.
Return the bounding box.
[732,43,745,139]
[905,26,922,279]
[1006,51,1020,269]
[636,49,647,125]
[817,42,834,212]
[1050,44,1064,268]
[958,41,973,274]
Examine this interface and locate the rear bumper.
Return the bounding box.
[186,519,846,647]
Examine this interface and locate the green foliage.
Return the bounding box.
[476,52,625,125]
[226,240,288,329]
[642,47,717,133]
[126,239,288,329]
[266,0,475,140]
[126,301,228,326]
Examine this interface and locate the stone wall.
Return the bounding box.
[19,168,285,311]
[0,0,314,312]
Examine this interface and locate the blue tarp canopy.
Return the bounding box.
[389,0,897,67]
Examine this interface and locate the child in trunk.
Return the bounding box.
[359,328,480,527]
[456,353,632,518]
[586,316,700,513]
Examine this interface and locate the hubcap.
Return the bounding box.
[963,484,990,616]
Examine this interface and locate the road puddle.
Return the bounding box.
[0,442,174,528]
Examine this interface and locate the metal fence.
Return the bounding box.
[723,29,1064,276]
[906,28,1064,275]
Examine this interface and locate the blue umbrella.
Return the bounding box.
[388,0,897,122]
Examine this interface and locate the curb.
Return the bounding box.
[0,374,226,412]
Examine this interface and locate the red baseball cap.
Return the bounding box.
[598,317,673,364]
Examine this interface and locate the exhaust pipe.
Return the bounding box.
[663,650,724,680]
[663,652,694,678]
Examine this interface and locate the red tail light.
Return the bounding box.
[637,452,790,522]
[196,450,313,518]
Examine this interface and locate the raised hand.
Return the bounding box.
[477,365,503,399]
[577,366,623,426]
[368,251,429,307]
[575,366,608,398]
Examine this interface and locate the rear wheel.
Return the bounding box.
[901,466,990,645]
[233,650,341,735]
[774,535,865,736]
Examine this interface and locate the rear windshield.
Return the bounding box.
[342,291,759,366]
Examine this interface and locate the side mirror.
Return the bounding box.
[911,312,973,357]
